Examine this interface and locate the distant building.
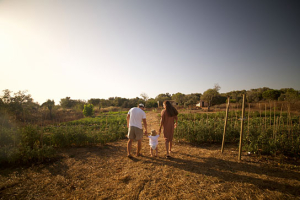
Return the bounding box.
[196,100,209,107]
[169,100,178,106]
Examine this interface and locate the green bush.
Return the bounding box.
[83,104,94,117]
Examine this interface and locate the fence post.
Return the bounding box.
[221,97,230,153]
[238,94,245,161]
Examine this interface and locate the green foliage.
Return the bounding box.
[184,93,201,106]
[60,97,85,110]
[200,87,221,106]
[175,112,300,157]
[41,99,55,119]
[0,112,128,165]
[172,92,186,105]
[262,89,281,100]
[88,98,101,106]
[155,93,172,105]
[20,125,41,149]
[60,97,75,108]
[83,104,94,117]
[0,126,56,165]
[246,88,269,103]
[0,89,39,122]
[146,99,158,108]
[278,88,300,103]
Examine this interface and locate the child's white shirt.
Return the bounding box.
[148,135,159,146]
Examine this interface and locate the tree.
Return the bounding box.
[126,97,143,108]
[226,89,247,103]
[201,89,218,106]
[9,90,33,120]
[42,99,55,119]
[201,85,221,107]
[0,89,37,121]
[155,93,172,106]
[1,89,12,104]
[214,83,221,92]
[171,92,185,105]
[140,93,149,106]
[100,99,108,108]
[278,88,300,103]
[113,97,127,107]
[262,89,281,101]
[83,104,94,117]
[145,98,158,108]
[60,97,75,108]
[88,98,101,110]
[246,89,264,102]
[185,93,201,105]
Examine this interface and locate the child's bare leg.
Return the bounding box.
[169,141,172,153]
[155,146,158,157]
[150,147,153,157]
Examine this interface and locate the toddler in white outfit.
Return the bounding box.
[148,130,159,157]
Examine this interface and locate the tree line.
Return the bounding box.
[0,86,299,124]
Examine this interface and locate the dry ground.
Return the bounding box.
[1,111,300,200]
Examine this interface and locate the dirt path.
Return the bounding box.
[1,112,300,199]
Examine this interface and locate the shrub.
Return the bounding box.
[83,104,94,117]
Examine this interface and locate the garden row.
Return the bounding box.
[0,112,128,165]
[175,111,300,157]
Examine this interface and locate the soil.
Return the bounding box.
[1,111,300,199]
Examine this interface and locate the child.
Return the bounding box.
[148,129,159,157]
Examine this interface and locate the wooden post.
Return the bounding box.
[221,97,230,153]
[270,101,272,126]
[273,101,276,139]
[238,94,245,161]
[265,104,267,130]
[248,103,250,134]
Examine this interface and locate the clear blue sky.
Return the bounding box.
[1,0,299,104]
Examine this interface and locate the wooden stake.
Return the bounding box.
[221,97,230,153]
[270,101,272,127]
[248,103,250,134]
[265,104,267,130]
[273,101,276,139]
[238,94,245,161]
[259,103,262,133]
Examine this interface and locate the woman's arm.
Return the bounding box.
[159,119,163,134]
[174,115,178,128]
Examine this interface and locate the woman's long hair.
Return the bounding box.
[163,100,178,117]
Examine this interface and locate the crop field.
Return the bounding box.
[175,110,300,157]
[0,111,128,165]
[1,110,300,199]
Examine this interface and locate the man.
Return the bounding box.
[127,103,147,158]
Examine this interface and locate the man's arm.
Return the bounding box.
[142,118,147,135]
[127,114,130,128]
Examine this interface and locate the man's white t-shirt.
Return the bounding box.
[128,107,146,129]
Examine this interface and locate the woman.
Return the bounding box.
[158,100,178,158]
